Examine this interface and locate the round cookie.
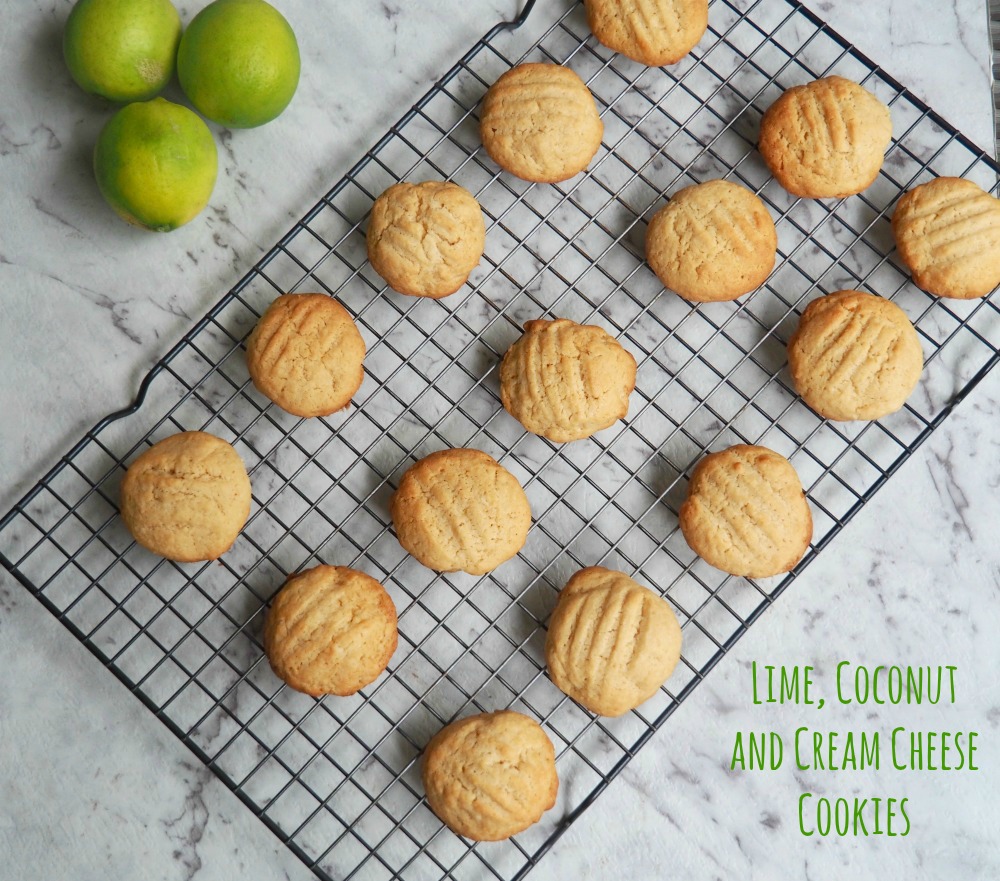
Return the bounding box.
[500,318,637,442]
[788,290,923,421]
[367,181,486,299]
[679,445,812,578]
[390,449,531,575]
[891,176,1000,300]
[480,62,604,183]
[758,76,892,199]
[585,0,708,67]
[422,710,558,841]
[645,179,777,302]
[263,564,398,697]
[545,566,683,717]
[245,293,366,418]
[120,431,252,563]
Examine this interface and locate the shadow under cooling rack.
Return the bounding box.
[3,1,1000,879]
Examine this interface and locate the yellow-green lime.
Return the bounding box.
[94,98,218,232]
[64,0,182,103]
[177,0,300,129]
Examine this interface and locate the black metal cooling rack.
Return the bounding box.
[4,1,1000,879]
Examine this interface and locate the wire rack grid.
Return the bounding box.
[3,0,1000,879]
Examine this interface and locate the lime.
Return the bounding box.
[94,98,218,231]
[177,0,300,129]
[63,0,182,103]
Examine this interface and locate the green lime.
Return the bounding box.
[94,98,218,231]
[177,0,300,129]
[64,0,182,103]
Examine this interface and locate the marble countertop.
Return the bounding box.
[2,1,999,879]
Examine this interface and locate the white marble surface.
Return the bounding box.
[2,1,999,879]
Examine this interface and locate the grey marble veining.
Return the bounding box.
[2,1,999,880]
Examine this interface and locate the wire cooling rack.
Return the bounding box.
[4,1,1000,879]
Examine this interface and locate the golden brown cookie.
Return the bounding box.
[263,564,398,697]
[758,76,892,199]
[585,0,708,66]
[788,290,923,421]
[367,181,486,299]
[545,567,682,717]
[390,449,531,575]
[245,293,366,418]
[679,445,812,578]
[120,431,252,563]
[645,179,778,302]
[499,318,637,442]
[891,177,1000,300]
[480,62,604,183]
[422,710,558,841]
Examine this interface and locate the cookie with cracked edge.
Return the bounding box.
[891,176,1000,300]
[367,181,486,299]
[585,0,708,66]
[645,179,778,302]
[499,318,637,442]
[758,75,892,199]
[263,564,398,697]
[545,566,682,717]
[120,430,252,562]
[390,448,531,575]
[245,293,366,418]
[788,290,923,421]
[422,710,558,841]
[480,62,604,183]
[679,444,812,578]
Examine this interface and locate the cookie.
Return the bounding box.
[367,181,486,299]
[120,431,252,563]
[788,290,923,421]
[263,564,398,697]
[758,76,892,199]
[480,62,604,183]
[645,179,778,302]
[499,318,637,442]
[585,0,708,66]
[545,566,682,717]
[422,710,558,841]
[245,293,366,418]
[390,449,531,575]
[679,445,812,578]
[891,176,1000,300]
